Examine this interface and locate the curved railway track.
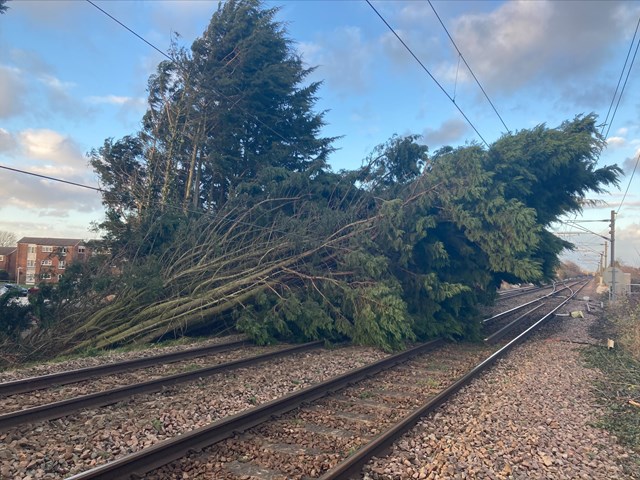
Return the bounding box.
[44,279,587,479]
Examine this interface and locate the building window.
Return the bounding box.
[42,246,53,253]
[27,260,36,267]
[59,247,67,256]
[58,260,65,269]
[41,259,53,266]
[78,246,86,254]
[26,273,35,284]
[28,246,36,254]
[41,273,52,280]
[58,274,63,280]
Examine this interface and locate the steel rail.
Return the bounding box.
[319,279,589,479]
[482,280,581,324]
[483,303,545,343]
[0,341,322,432]
[496,284,552,300]
[64,339,445,480]
[0,339,249,396]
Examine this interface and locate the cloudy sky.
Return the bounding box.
[0,0,639,271]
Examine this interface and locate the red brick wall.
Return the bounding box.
[0,252,15,280]
[16,242,90,285]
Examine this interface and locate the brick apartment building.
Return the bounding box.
[15,237,90,285]
[0,246,17,281]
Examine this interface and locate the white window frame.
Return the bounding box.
[41,259,53,266]
[58,274,63,280]
[42,246,53,253]
[28,246,36,254]
[78,246,86,254]
[41,273,52,280]
[27,260,36,267]
[58,260,65,269]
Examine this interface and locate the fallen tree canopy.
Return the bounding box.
[59,114,619,353]
[1,2,621,361]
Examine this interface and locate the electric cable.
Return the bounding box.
[426,0,511,133]
[0,164,355,244]
[84,0,305,147]
[601,15,640,137]
[0,165,103,192]
[617,150,639,214]
[604,19,640,140]
[364,0,489,147]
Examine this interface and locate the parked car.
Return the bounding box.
[2,284,28,297]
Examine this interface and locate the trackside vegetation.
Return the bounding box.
[585,297,640,475]
[0,0,623,363]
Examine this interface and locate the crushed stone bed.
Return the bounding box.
[0,346,388,479]
[0,334,247,382]
[363,282,636,480]
[0,344,283,411]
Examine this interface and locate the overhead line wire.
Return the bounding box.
[0,165,104,192]
[84,0,301,147]
[0,164,353,245]
[364,0,489,147]
[603,16,640,140]
[426,0,510,134]
[601,15,640,137]
[617,150,639,214]
[86,0,171,61]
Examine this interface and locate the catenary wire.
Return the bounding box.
[86,0,170,61]
[604,18,640,140]
[84,0,306,147]
[617,150,639,214]
[364,0,489,147]
[0,165,104,192]
[426,0,510,134]
[601,15,640,137]
[0,164,351,245]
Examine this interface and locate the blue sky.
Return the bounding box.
[0,0,639,271]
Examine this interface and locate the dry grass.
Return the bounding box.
[583,294,640,476]
[610,296,640,361]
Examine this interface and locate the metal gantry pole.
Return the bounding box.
[610,210,616,300]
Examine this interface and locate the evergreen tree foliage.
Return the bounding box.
[73,1,623,355]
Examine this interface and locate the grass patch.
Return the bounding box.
[583,296,640,477]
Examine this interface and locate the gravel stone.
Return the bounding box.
[363,282,635,480]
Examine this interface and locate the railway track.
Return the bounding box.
[42,279,586,479]
[0,338,251,396]
[0,342,322,431]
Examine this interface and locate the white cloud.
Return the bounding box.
[0,128,102,215]
[0,128,17,153]
[0,65,27,118]
[422,118,470,146]
[616,222,640,266]
[447,0,637,95]
[606,136,626,148]
[622,148,640,175]
[17,129,87,169]
[87,95,139,105]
